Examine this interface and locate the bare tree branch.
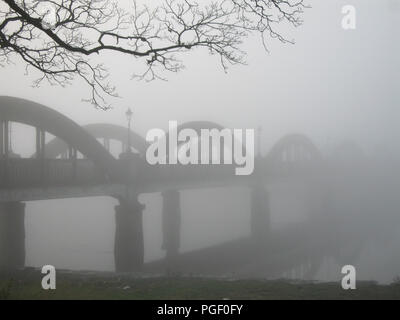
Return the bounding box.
[0,0,308,109]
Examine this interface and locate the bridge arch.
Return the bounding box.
[266,134,322,164]
[41,123,149,159]
[0,96,120,177]
[162,121,248,162]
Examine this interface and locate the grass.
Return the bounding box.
[0,268,399,300]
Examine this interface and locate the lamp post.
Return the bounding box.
[125,107,133,153]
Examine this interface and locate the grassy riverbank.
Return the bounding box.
[1,269,399,300]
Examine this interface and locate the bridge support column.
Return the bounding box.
[0,202,25,269]
[114,196,145,273]
[162,190,181,266]
[250,184,270,241]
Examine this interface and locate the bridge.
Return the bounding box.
[0,96,356,277]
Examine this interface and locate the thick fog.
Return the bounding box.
[1,0,399,283]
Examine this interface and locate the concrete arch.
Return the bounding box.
[266,134,321,164]
[0,96,120,178]
[41,123,149,158]
[163,121,247,160]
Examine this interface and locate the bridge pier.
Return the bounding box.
[250,184,270,241]
[162,190,181,266]
[114,196,145,273]
[0,202,25,269]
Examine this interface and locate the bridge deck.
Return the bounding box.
[0,158,329,201]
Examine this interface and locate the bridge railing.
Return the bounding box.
[0,158,107,188]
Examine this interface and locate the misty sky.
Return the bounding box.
[1,0,399,154]
[1,0,399,282]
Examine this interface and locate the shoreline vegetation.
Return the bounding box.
[1,268,400,300]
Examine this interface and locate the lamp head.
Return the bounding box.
[126,108,133,122]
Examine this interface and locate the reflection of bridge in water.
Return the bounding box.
[0,96,355,278]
